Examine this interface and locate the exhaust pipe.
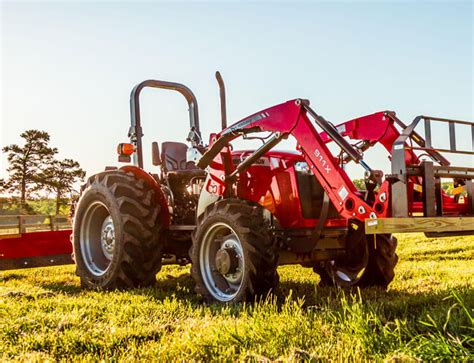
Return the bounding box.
[215,71,227,130]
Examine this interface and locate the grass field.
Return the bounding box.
[1,233,473,361]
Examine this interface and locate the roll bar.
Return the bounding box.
[129,80,201,168]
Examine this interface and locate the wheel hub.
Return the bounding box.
[100,216,115,260]
[199,222,245,302]
[215,247,239,275]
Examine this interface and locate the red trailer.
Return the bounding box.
[0,215,72,270]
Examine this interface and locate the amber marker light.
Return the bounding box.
[117,143,135,155]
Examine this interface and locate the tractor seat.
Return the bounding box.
[161,141,205,177]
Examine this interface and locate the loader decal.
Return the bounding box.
[314,148,332,174]
[338,186,349,201]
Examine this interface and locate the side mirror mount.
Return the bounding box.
[152,142,161,166]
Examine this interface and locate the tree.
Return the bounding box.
[352,178,366,190]
[40,159,86,215]
[2,130,57,208]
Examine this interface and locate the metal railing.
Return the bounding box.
[390,115,474,217]
[414,115,474,155]
[0,215,71,236]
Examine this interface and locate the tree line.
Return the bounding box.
[1,130,85,215]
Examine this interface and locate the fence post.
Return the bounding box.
[18,215,25,234]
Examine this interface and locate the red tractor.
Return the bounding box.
[72,72,474,303]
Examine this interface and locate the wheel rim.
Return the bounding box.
[200,222,244,302]
[326,259,367,285]
[80,201,116,277]
[321,227,369,286]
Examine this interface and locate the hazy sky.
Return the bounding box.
[1,1,473,183]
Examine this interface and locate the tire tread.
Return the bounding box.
[73,170,163,289]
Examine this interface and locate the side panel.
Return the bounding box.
[236,153,303,228]
[232,151,346,229]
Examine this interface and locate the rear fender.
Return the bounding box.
[120,165,171,227]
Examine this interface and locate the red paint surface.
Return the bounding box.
[0,230,72,259]
[205,100,470,226]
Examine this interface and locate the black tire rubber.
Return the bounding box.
[73,170,163,289]
[190,199,279,303]
[314,234,398,289]
[357,234,398,288]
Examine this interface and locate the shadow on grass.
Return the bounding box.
[34,271,196,300]
[38,282,83,295]
[0,273,26,282]
[132,272,474,321]
[30,267,473,321]
[404,245,474,261]
[276,278,474,319]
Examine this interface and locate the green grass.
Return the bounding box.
[1,233,473,361]
[0,198,71,216]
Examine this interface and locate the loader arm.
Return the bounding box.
[198,99,380,221]
[319,111,413,161]
[319,111,449,166]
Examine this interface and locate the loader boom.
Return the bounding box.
[199,99,380,221]
[198,98,474,232]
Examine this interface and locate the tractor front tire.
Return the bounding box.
[315,234,398,289]
[358,234,398,288]
[73,170,163,289]
[190,199,279,303]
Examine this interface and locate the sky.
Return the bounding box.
[1,1,473,187]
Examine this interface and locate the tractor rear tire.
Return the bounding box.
[72,170,163,289]
[190,199,279,303]
[314,234,398,289]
